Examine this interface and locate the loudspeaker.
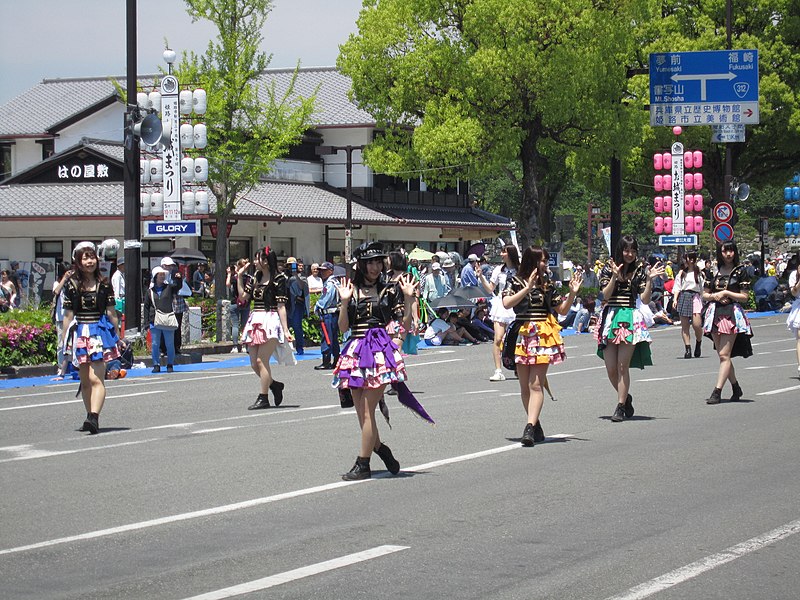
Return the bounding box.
[134,112,165,146]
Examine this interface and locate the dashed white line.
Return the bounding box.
[181,545,409,599]
[605,518,800,600]
[0,390,165,411]
[0,441,561,556]
[756,384,800,396]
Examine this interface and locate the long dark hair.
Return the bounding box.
[715,240,740,267]
[353,257,385,288]
[71,246,102,291]
[503,244,520,271]
[388,249,407,276]
[679,250,701,282]
[614,235,639,276]
[254,246,278,279]
[518,245,549,287]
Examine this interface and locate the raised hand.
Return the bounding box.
[648,261,666,280]
[338,279,354,302]
[236,261,250,277]
[398,273,418,297]
[569,271,583,294]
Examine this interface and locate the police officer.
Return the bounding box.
[314,262,340,370]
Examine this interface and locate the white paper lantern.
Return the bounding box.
[181,157,195,182]
[193,123,207,149]
[182,191,196,214]
[137,92,149,111]
[140,159,150,184]
[179,90,193,115]
[193,88,207,114]
[195,188,209,213]
[194,157,208,182]
[180,123,194,148]
[148,91,162,114]
[150,192,164,216]
[149,159,163,183]
[140,192,151,216]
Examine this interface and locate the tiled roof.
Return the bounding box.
[0,181,510,231]
[0,68,372,137]
[375,204,514,228]
[0,181,389,223]
[83,139,125,162]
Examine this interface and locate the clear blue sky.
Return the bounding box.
[0,0,363,104]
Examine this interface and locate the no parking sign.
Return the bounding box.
[713,222,734,243]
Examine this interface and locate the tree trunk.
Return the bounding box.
[214,187,231,343]
[519,123,542,246]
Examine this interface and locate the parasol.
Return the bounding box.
[166,247,209,264]
[453,286,490,302]
[429,293,474,312]
[466,242,486,258]
[408,247,435,261]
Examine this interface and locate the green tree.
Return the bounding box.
[338,0,651,245]
[179,0,316,340]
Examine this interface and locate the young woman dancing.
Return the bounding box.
[237,246,294,410]
[701,241,753,404]
[502,246,581,446]
[787,259,800,375]
[333,241,428,481]
[478,244,520,382]
[62,242,122,434]
[673,250,705,358]
[597,235,664,422]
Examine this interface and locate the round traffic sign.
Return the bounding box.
[713,222,734,243]
[713,202,734,223]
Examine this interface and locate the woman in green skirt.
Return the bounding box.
[596,235,665,422]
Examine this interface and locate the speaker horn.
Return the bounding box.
[134,112,167,146]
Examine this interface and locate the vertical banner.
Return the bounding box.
[602,227,612,256]
[160,75,182,221]
[671,141,685,236]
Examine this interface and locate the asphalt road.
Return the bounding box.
[1,315,799,600]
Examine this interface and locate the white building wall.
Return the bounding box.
[319,127,373,189]
[57,103,124,151]
[12,140,42,175]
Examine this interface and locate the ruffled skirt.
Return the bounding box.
[242,309,296,366]
[67,316,120,365]
[332,327,408,389]
[595,305,653,369]
[702,302,753,358]
[513,315,566,366]
[787,298,800,333]
[489,295,516,325]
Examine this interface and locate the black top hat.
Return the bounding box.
[353,241,388,261]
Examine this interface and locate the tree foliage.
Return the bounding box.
[178,0,315,339]
[338,0,651,245]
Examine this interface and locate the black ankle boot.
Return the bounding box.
[730,381,743,402]
[338,388,354,408]
[684,346,692,359]
[248,393,270,410]
[624,394,634,419]
[374,443,400,475]
[79,412,91,432]
[270,380,285,407]
[342,457,371,481]
[532,420,545,443]
[706,388,722,405]
[84,412,99,434]
[521,423,535,446]
[694,341,702,358]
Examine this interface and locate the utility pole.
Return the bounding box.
[122,0,142,332]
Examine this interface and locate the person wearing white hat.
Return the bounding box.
[143,266,183,373]
[62,241,123,434]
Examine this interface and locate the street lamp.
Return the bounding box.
[315,144,364,264]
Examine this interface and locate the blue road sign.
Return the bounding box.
[659,235,698,246]
[650,50,759,126]
[145,220,201,237]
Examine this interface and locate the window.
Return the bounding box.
[269,237,294,261]
[0,144,11,181]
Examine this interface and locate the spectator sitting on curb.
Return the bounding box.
[471,301,495,340]
[423,307,476,346]
[454,307,489,342]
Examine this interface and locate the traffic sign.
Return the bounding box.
[788,238,800,248]
[144,220,202,237]
[713,222,734,243]
[713,202,734,223]
[659,235,698,246]
[711,123,745,143]
[650,49,759,126]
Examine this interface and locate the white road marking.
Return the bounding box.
[0,441,575,555]
[0,439,160,463]
[756,384,800,396]
[637,373,715,383]
[181,545,409,600]
[746,363,795,370]
[605,518,800,600]
[465,389,497,395]
[406,358,463,367]
[548,365,606,376]
[0,390,165,411]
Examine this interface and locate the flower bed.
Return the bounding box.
[0,309,59,369]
